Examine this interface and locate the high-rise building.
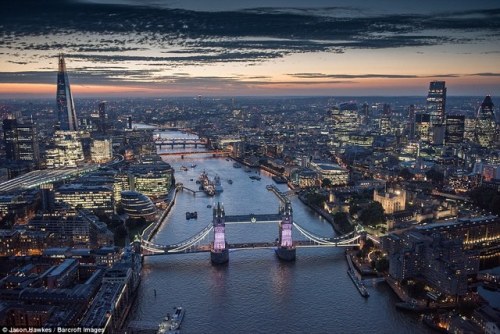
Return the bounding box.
[408,104,416,140]
[56,54,78,131]
[97,101,107,134]
[2,118,40,167]
[475,95,496,148]
[415,113,431,142]
[426,81,447,126]
[445,115,465,145]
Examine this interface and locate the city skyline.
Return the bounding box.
[0,0,500,97]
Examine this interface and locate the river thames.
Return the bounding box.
[129,130,430,333]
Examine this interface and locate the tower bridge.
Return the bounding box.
[136,202,367,264]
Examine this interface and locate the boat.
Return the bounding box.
[199,171,216,196]
[157,307,185,334]
[347,269,369,298]
[214,175,223,193]
[190,164,197,168]
[249,175,261,181]
[233,163,242,168]
[228,179,233,184]
[207,204,212,208]
[180,166,188,171]
[186,211,198,220]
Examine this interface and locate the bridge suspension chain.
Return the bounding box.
[169,224,213,253]
[293,221,360,246]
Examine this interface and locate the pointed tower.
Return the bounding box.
[476,95,496,148]
[211,202,229,264]
[56,54,78,131]
[276,201,296,261]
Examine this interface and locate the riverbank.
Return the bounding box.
[142,188,178,241]
[297,193,349,235]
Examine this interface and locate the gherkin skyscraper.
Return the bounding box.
[56,54,78,131]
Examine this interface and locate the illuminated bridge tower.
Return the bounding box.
[56,54,78,131]
[276,201,296,261]
[211,202,229,264]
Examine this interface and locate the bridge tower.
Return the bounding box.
[211,202,229,264]
[276,201,296,261]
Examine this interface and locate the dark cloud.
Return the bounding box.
[288,73,461,79]
[1,0,499,89]
[472,72,500,77]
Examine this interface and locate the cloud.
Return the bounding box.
[0,0,499,88]
[288,73,461,79]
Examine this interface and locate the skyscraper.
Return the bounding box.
[475,95,496,148]
[97,101,107,134]
[56,54,78,131]
[426,81,447,127]
[2,117,39,167]
[445,115,465,145]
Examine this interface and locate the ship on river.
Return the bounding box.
[199,171,216,196]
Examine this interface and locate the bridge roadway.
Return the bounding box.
[225,214,282,224]
[143,240,360,256]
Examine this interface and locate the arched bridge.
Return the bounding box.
[136,202,372,264]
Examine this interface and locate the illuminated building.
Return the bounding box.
[97,101,107,135]
[291,168,317,188]
[54,184,114,214]
[427,81,447,127]
[379,115,392,135]
[3,118,40,168]
[0,230,20,256]
[45,131,86,168]
[120,191,157,221]
[309,161,349,186]
[331,102,359,135]
[90,138,113,163]
[415,113,431,142]
[445,115,465,145]
[475,95,497,148]
[464,117,476,142]
[56,54,78,131]
[129,161,173,198]
[27,210,113,249]
[373,188,406,214]
[383,217,488,296]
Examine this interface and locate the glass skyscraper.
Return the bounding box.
[426,81,447,126]
[56,54,78,131]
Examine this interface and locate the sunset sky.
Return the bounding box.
[1,0,500,97]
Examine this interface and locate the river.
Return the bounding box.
[129,130,430,333]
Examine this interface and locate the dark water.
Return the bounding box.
[130,131,430,334]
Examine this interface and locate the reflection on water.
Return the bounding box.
[129,130,429,334]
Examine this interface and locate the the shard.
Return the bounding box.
[56,54,78,131]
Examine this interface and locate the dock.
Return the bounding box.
[346,252,370,298]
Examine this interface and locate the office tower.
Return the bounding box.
[56,54,78,131]
[445,115,465,145]
[408,104,416,140]
[98,101,107,134]
[476,95,496,148]
[2,118,40,167]
[45,131,85,168]
[3,118,17,161]
[427,81,446,145]
[415,113,431,142]
[427,81,447,126]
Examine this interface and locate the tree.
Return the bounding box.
[425,169,444,184]
[399,168,413,180]
[305,192,327,207]
[359,201,385,227]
